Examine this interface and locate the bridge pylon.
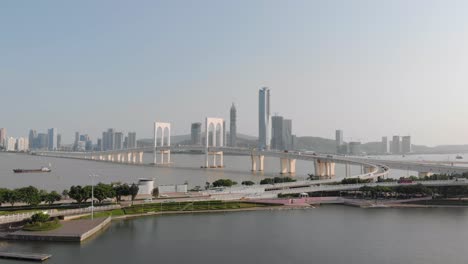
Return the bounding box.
[153,122,171,165]
[203,118,225,168]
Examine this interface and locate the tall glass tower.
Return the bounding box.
[258,87,271,150]
[229,103,237,147]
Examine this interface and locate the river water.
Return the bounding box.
[2,152,466,192]
[2,206,468,264]
[0,152,364,192]
[2,152,468,264]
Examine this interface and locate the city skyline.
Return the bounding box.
[3,1,468,146]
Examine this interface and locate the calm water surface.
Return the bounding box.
[0,152,363,191]
[2,206,468,264]
[1,153,468,263]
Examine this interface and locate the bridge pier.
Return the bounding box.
[205,151,224,168]
[251,155,265,171]
[289,159,296,174]
[314,160,335,178]
[154,150,171,165]
[418,171,434,178]
[280,158,296,174]
[138,152,143,164]
[364,166,374,174]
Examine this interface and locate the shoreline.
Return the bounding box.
[112,204,313,221]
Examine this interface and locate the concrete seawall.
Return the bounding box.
[6,217,111,242]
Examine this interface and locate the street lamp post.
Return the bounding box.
[89,174,99,220]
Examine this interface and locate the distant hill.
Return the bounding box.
[137,133,258,148]
[295,136,336,153]
[137,134,468,155]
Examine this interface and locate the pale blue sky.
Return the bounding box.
[2,0,468,145]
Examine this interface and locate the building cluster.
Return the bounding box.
[335,129,412,155]
[27,128,60,151]
[258,87,296,151]
[383,135,412,155]
[335,130,362,155]
[98,129,137,151]
[0,128,60,152]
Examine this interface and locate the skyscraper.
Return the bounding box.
[282,119,292,150]
[102,128,115,151]
[191,123,202,145]
[271,115,284,150]
[402,136,412,154]
[336,130,343,145]
[336,130,344,154]
[6,137,16,151]
[392,136,401,154]
[114,132,124,150]
[48,128,58,151]
[0,128,7,147]
[229,103,237,147]
[258,87,271,150]
[57,134,62,150]
[97,138,103,151]
[127,132,137,149]
[223,121,226,147]
[381,136,388,154]
[74,132,79,151]
[28,129,37,149]
[37,133,48,149]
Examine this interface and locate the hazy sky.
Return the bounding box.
[2,0,468,146]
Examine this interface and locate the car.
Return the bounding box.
[144,198,153,203]
[327,155,333,158]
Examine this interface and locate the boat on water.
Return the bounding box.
[13,164,52,173]
[456,155,463,160]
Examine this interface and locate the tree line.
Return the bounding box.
[0,182,139,207]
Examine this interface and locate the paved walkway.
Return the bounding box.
[6,217,110,242]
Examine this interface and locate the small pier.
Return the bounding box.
[0,252,51,262]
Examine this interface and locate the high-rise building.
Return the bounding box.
[85,140,93,151]
[349,142,362,155]
[336,130,343,145]
[97,138,102,151]
[191,123,202,145]
[0,128,6,147]
[258,87,271,150]
[28,129,37,149]
[402,136,412,154]
[16,137,29,152]
[6,137,16,151]
[127,132,137,149]
[229,103,237,147]
[381,136,388,154]
[291,135,297,150]
[271,115,284,150]
[336,130,344,154]
[80,134,90,142]
[74,132,79,151]
[37,133,48,149]
[283,119,293,150]
[114,132,124,150]
[48,128,58,151]
[392,136,401,154]
[223,121,226,147]
[57,134,62,149]
[102,128,115,151]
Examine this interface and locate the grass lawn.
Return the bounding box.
[78,209,125,219]
[23,220,62,232]
[122,201,269,215]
